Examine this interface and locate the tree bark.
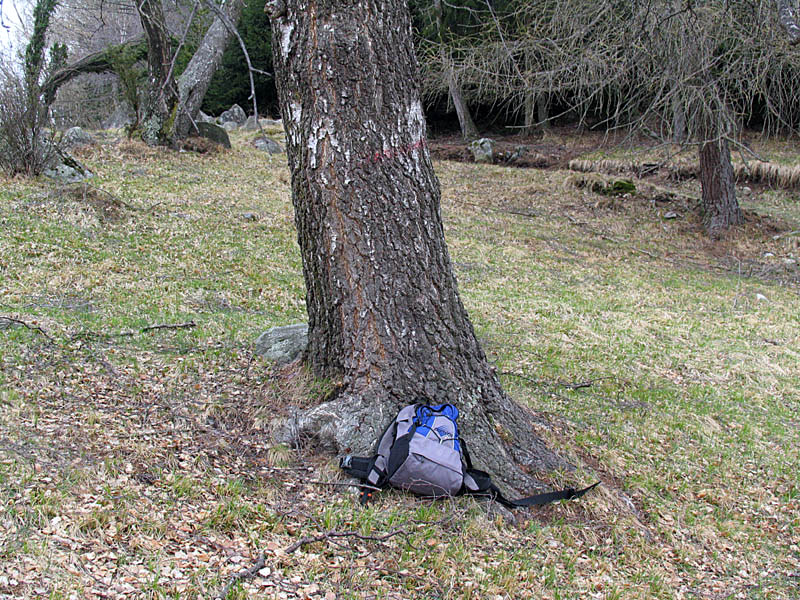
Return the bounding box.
[698,138,743,237]
[267,0,566,492]
[777,0,800,45]
[138,0,179,146]
[174,0,246,138]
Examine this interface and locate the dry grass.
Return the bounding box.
[0,128,798,599]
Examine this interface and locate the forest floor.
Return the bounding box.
[0,127,798,599]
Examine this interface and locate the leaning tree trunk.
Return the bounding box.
[267,0,566,492]
[138,0,179,146]
[446,62,479,140]
[698,138,742,237]
[174,0,246,139]
[433,0,478,140]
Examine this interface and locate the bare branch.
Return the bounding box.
[0,316,56,343]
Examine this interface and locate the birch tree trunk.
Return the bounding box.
[174,0,246,138]
[267,0,566,492]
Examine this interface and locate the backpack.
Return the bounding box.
[340,402,599,507]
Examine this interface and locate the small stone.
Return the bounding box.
[763,252,775,258]
[755,293,768,302]
[255,323,308,364]
[253,136,284,154]
[740,186,752,196]
[241,212,258,221]
[241,115,261,131]
[468,138,494,163]
[663,211,679,219]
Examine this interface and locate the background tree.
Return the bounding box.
[203,0,275,117]
[42,0,248,144]
[267,0,565,491]
[449,0,800,236]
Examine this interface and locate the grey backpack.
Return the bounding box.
[340,402,599,507]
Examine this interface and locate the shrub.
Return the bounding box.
[0,64,58,177]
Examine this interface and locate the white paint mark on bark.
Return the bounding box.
[280,22,294,58]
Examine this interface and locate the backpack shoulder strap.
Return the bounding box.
[462,459,600,509]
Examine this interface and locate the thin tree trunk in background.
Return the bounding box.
[447,62,479,139]
[267,0,565,491]
[433,0,477,140]
[672,96,687,143]
[138,0,178,146]
[698,138,742,237]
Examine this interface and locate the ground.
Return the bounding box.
[0,127,798,599]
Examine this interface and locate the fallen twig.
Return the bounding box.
[140,320,197,333]
[285,528,409,554]
[501,370,610,391]
[306,480,382,491]
[0,316,55,343]
[217,554,266,600]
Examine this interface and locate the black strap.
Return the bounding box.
[465,468,600,509]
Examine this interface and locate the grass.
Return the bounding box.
[0,128,799,599]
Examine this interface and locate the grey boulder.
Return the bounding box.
[195,122,231,149]
[220,104,247,125]
[255,323,308,365]
[469,138,495,163]
[62,127,93,148]
[253,136,284,154]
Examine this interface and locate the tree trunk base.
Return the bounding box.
[699,139,743,238]
[272,389,572,495]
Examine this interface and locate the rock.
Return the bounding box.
[261,118,283,129]
[253,136,284,154]
[740,186,752,196]
[219,104,247,125]
[103,105,134,130]
[241,212,258,221]
[255,323,308,365]
[195,122,231,149]
[763,252,775,258]
[468,138,495,163]
[663,211,679,219]
[44,163,91,183]
[197,111,216,124]
[755,293,768,302]
[62,127,93,148]
[242,115,261,131]
[221,121,239,132]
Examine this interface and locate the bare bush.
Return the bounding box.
[0,64,57,177]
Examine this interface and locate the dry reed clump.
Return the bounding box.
[569,157,800,189]
[180,136,225,155]
[113,138,162,159]
[736,161,800,188]
[49,183,130,222]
